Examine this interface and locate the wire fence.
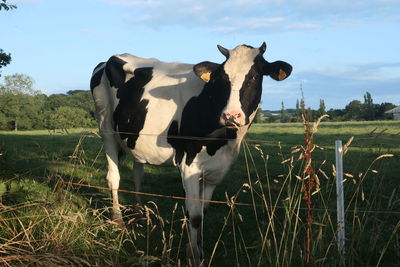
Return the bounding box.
[1,128,399,217]
[55,181,400,216]
[92,128,400,143]
[1,179,400,219]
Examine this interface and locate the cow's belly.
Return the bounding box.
[129,135,174,165]
[127,97,177,165]
[195,140,241,184]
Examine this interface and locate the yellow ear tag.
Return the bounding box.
[278,69,287,81]
[200,72,211,82]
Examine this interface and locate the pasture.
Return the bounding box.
[1,121,399,266]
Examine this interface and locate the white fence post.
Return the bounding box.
[335,140,345,259]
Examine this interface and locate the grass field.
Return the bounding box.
[1,120,399,266]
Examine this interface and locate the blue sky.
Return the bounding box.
[1,0,400,110]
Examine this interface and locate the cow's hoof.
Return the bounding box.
[126,204,147,226]
[186,244,204,267]
[112,213,126,229]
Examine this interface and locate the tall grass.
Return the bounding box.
[0,122,399,266]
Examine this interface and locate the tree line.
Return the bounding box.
[1,73,397,131]
[256,93,396,123]
[0,74,96,131]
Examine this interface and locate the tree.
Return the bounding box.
[0,49,11,76]
[375,102,396,120]
[0,1,17,76]
[327,108,345,121]
[280,101,290,122]
[0,0,16,10]
[362,91,375,120]
[0,73,39,95]
[44,106,96,130]
[0,74,41,130]
[317,99,326,118]
[43,91,96,121]
[307,108,316,122]
[254,108,263,123]
[295,99,301,121]
[344,100,362,120]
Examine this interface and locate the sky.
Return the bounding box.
[1,0,400,110]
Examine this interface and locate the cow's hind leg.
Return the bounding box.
[104,139,125,228]
[127,161,147,225]
[133,161,144,204]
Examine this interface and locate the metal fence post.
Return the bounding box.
[335,140,345,262]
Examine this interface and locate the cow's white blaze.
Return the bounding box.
[222,45,259,125]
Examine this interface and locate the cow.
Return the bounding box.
[90,42,292,265]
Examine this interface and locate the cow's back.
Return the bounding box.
[91,54,205,165]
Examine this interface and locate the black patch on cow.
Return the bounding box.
[239,55,264,124]
[167,120,185,163]
[105,56,128,89]
[190,215,202,229]
[90,62,105,92]
[167,67,237,166]
[112,66,153,149]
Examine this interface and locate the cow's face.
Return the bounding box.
[194,42,292,127]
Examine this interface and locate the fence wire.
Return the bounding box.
[57,181,400,216]
[1,129,399,217]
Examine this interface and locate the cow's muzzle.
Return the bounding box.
[221,110,245,127]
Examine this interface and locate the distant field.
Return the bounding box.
[1,120,399,266]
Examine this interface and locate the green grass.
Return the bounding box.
[1,121,399,266]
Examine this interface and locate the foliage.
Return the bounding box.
[254,107,263,123]
[317,98,326,117]
[0,1,17,76]
[0,74,42,130]
[0,0,16,11]
[0,73,38,95]
[0,73,96,131]
[280,101,290,122]
[363,91,375,120]
[44,106,96,129]
[261,92,397,123]
[0,49,11,76]
[43,90,96,118]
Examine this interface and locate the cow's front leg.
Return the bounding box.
[179,160,204,266]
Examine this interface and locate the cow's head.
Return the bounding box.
[194,42,292,127]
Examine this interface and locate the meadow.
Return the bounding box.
[1,120,399,266]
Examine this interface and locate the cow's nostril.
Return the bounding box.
[223,111,245,125]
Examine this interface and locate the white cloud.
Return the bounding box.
[96,0,400,34]
[306,62,400,82]
[212,26,238,33]
[11,0,42,4]
[101,0,160,7]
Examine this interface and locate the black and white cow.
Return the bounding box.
[90,42,291,265]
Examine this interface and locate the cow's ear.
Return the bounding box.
[194,61,219,83]
[265,61,292,81]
